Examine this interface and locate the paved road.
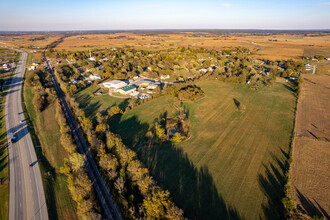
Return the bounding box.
[5,49,48,219]
[44,51,121,220]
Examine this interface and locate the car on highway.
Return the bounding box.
[9,132,15,143]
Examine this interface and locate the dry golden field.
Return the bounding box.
[291,74,330,218]
[1,32,330,61]
[53,32,330,60]
[0,34,61,50]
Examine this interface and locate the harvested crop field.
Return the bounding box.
[291,74,330,218]
[53,33,330,60]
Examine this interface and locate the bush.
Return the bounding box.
[107,106,123,117]
[170,132,183,143]
[282,197,295,212]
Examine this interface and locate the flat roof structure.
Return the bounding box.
[103,80,127,89]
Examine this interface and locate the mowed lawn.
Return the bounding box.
[74,85,127,122]
[77,80,296,219]
[24,86,78,220]
[177,81,296,219]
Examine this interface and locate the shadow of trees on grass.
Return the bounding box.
[110,115,241,220]
[258,150,289,220]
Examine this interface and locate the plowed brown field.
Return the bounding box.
[291,74,330,218]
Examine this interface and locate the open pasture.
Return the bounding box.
[77,80,296,219]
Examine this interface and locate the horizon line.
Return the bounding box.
[1,28,330,33]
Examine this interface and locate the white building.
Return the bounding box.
[28,65,37,71]
[134,80,151,87]
[89,75,101,81]
[103,80,127,89]
[160,75,170,80]
[147,83,158,90]
[137,93,149,99]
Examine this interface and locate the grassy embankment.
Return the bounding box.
[0,50,21,219]
[22,54,78,220]
[75,80,296,219]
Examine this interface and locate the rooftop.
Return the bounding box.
[121,84,137,92]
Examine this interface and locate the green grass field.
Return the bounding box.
[74,85,127,122]
[76,80,296,219]
[23,85,78,220]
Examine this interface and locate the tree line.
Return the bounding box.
[27,67,103,219]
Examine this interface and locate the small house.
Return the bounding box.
[134,80,151,87]
[147,83,158,90]
[137,93,149,99]
[89,75,101,81]
[28,65,37,71]
[160,75,170,80]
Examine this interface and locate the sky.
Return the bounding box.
[0,0,330,31]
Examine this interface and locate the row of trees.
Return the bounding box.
[54,100,102,219]
[27,66,103,218]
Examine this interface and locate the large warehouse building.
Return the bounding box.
[103,80,128,89]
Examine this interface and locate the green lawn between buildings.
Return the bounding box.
[75,80,296,219]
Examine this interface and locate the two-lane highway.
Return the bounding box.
[5,49,48,220]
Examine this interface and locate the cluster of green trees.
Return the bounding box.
[165,82,205,101]
[147,106,191,144]
[26,69,57,112]
[54,65,87,96]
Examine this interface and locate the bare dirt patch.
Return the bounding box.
[291,74,330,218]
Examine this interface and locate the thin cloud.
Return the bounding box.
[324,2,330,5]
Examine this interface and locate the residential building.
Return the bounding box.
[137,93,149,99]
[89,75,101,81]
